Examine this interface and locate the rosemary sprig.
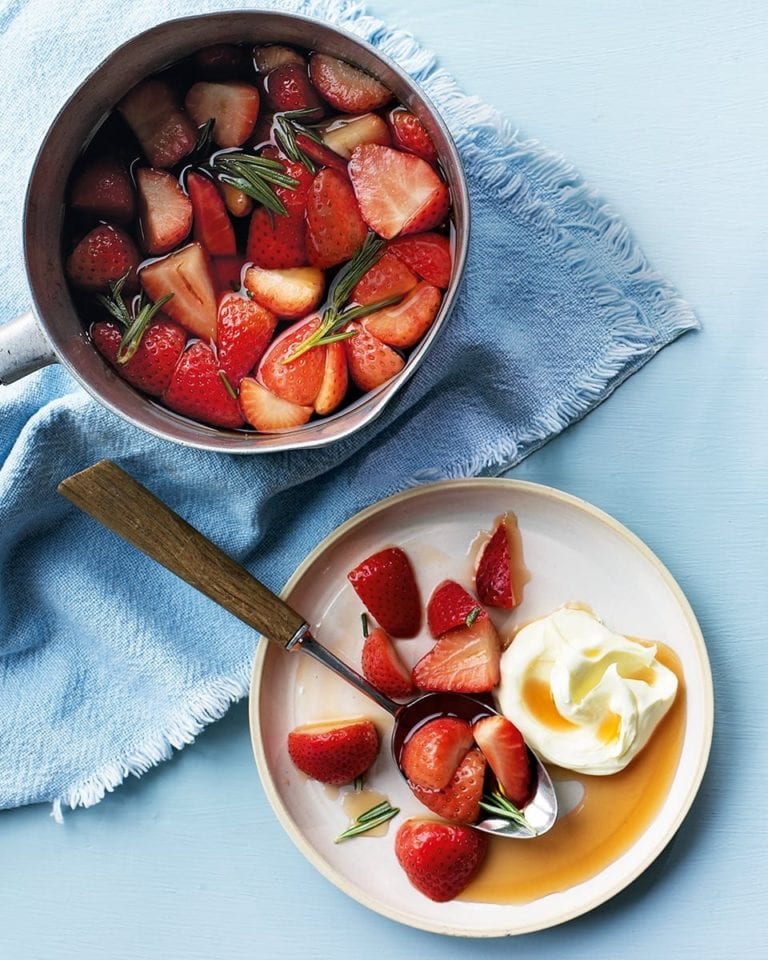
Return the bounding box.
[361,612,369,638]
[479,791,536,834]
[188,118,215,164]
[274,108,326,174]
[218,370,237,400]
[211,151,299,217]
[335,799,399,843]
[95,271,173,364]
[465,607,481,628]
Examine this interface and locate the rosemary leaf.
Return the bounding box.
[212,152,299,217]
[338,294,404,325]
[95,270,132,328]
[465,607,481,628]
[479,791,536,833]
[274,109,326,174]
[116,293,174,365]
[353,775,364,793]
[218,370,237,400]
[334,800,399,843]
[361,612,369,638]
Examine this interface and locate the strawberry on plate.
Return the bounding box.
[361,625,414,699]
[401,717,473,790]
[409,747,486,824]
[388,232,452,289]
[186,172,236,257]
[349,144,450,239]
[66,224,140,293]
[475,513,528,609]
[343,322,405,392]
[139,242,218,341]
[287,718,379,785]
[244,264,325,319]
[350,252,418,306]
[69,156,135,224]
[309,53,393,114]
[395,819,487,902]
[185,81,260,148]
[473,715,533,809]
[313,341,348,416]
[263,62,324,117]
[91,316,186,398]
[259,316,327,406]
[427,580,487,638]
[217,292,277,386]
[321,112,391,160]
[305,168,368,270]
[162,340,244,429]
[387,107,439,164]
[136,168,193,255]
[412,617,501,693]
[239,378,313,431]
[362,281,441,349]
[117,79,197,169]
[347,546,421,638]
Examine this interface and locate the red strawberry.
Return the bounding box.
[212,255,244,293]
[475,514,527,609]
[287,718,379,785]
[427,580,487,638]
[293,133,349,174]
[259,316,326,406]
[253,45,306,74]
[239,378,313,431]
[388,232,452,289]
[247,207,307,269]
[349,144,450,239]
[162,340,244,428]
[395,819,487,902]
[273,157,315,214]
[321,112,390,160]
[343,322,405,392]
[185,82,260,148]
[136,168,192,255]
[91,317,186,397]
[186,172,236,256]
[69,156,135,224]
[139,242,218,342]
[305,168,368,269]
[362,281,441,349]
[263,62,324,118]
[409,747,486,824]
[347,546,421,638]
[473,715,533,808]
[66,225,140,293]
[401,717,473,789]
[243,264,324,319]
[117,80,197,169]
[309,54,393,114]
[313,341,348,416]
[412,618,501,693]
[361,626,414,699]
[350,252,418,306]
[217,293,277,386]
[194,44,250,80]
[387,108,439,164]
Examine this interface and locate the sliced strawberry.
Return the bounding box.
[313,341,348,416]
[253,45,306,74]
[388,232,452,289]
[361,626,414,700]
[473,715,533,808]
[347,546,421,638]
[219,182,253,218]
[401,717,473,790]
[309,53,393,114]
[321,113,390,160]
[293,133,349,174]
[139,242,218,342]
[287,718,379,785]
[259,316,326,406]
[247,207,307,269]
[239,377,313,431]
[427,581,487,638]
[243,264,324,319]
[388,108,439,164]
[349,144,450,239]
[409,747,486,824]
[66,224,140,293]
[217,292,277,386]
[136,168,192,255]
[186,171,236,256]
[185,81,260,148]
[91,316,186,397]
[412,618,501,694]
[162,340,244,429]
[263,62,324,118]
[362,281,441,348]
[343,322,404,392]
[305,168,368,270]
[350,252,418,306]
[117,80,197,169]
[395,819,487,902]
[211,255,244,293]
[475,514,527,609]
[69,156,135,224]
[193,44,250,80]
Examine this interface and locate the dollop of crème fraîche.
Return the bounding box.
[496,606,678,775]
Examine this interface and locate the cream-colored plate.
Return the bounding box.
[249,479,713,937]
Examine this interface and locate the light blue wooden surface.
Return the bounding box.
[2,1,767,956]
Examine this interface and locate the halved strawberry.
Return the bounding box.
[412,618,501,693]
[91,316,186,397]
[401,717,473,789]
[219,182,253,218]
[217,293,277,386]
[185,81,260,148]
[350,252,418,306]
[343,322,405,392]
[239,377,313,431]
[347,546,421,638]
[253,45,305,74]
[427,581,487,638]
[162,340,244,429]
[387,108,438,164]
[475,514,527,609]
[321,112,391,160]
[349,144,450,239]
[186,171,236,256]
[293,133,349,174]
[136,168,193,255]
[305,168,368,270]
[243,264,325,319]
[263,62,324,118]
[395,819,487,903]
[362,281,441,348]
[247,207,307,269]
[117,80,197,169]
[69,156,135,224]
[361,626,414,700]
[408,747,486,824]
[258,316,326,406]
[473,715,533,808]
[66,225,140,293]
[388,232,452,289]
[287,718,379,785]
[194,44,250,80]
[313,341,348,416]
[309,54,393,114]
[212,255,244,293]
[139,242,218,341]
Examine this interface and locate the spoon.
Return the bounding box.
[58,460,558,839]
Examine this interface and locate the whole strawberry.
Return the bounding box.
[287,718,379,785]
[395,819,488,902]
[91,317,186,398]
[66,225,140,293]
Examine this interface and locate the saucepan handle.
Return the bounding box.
[0,311,57,385]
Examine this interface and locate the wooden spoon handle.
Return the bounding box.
[58,460,307,650]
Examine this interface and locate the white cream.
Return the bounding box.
[497,606,678,775]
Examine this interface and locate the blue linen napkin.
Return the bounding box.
[0,0,697,817]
